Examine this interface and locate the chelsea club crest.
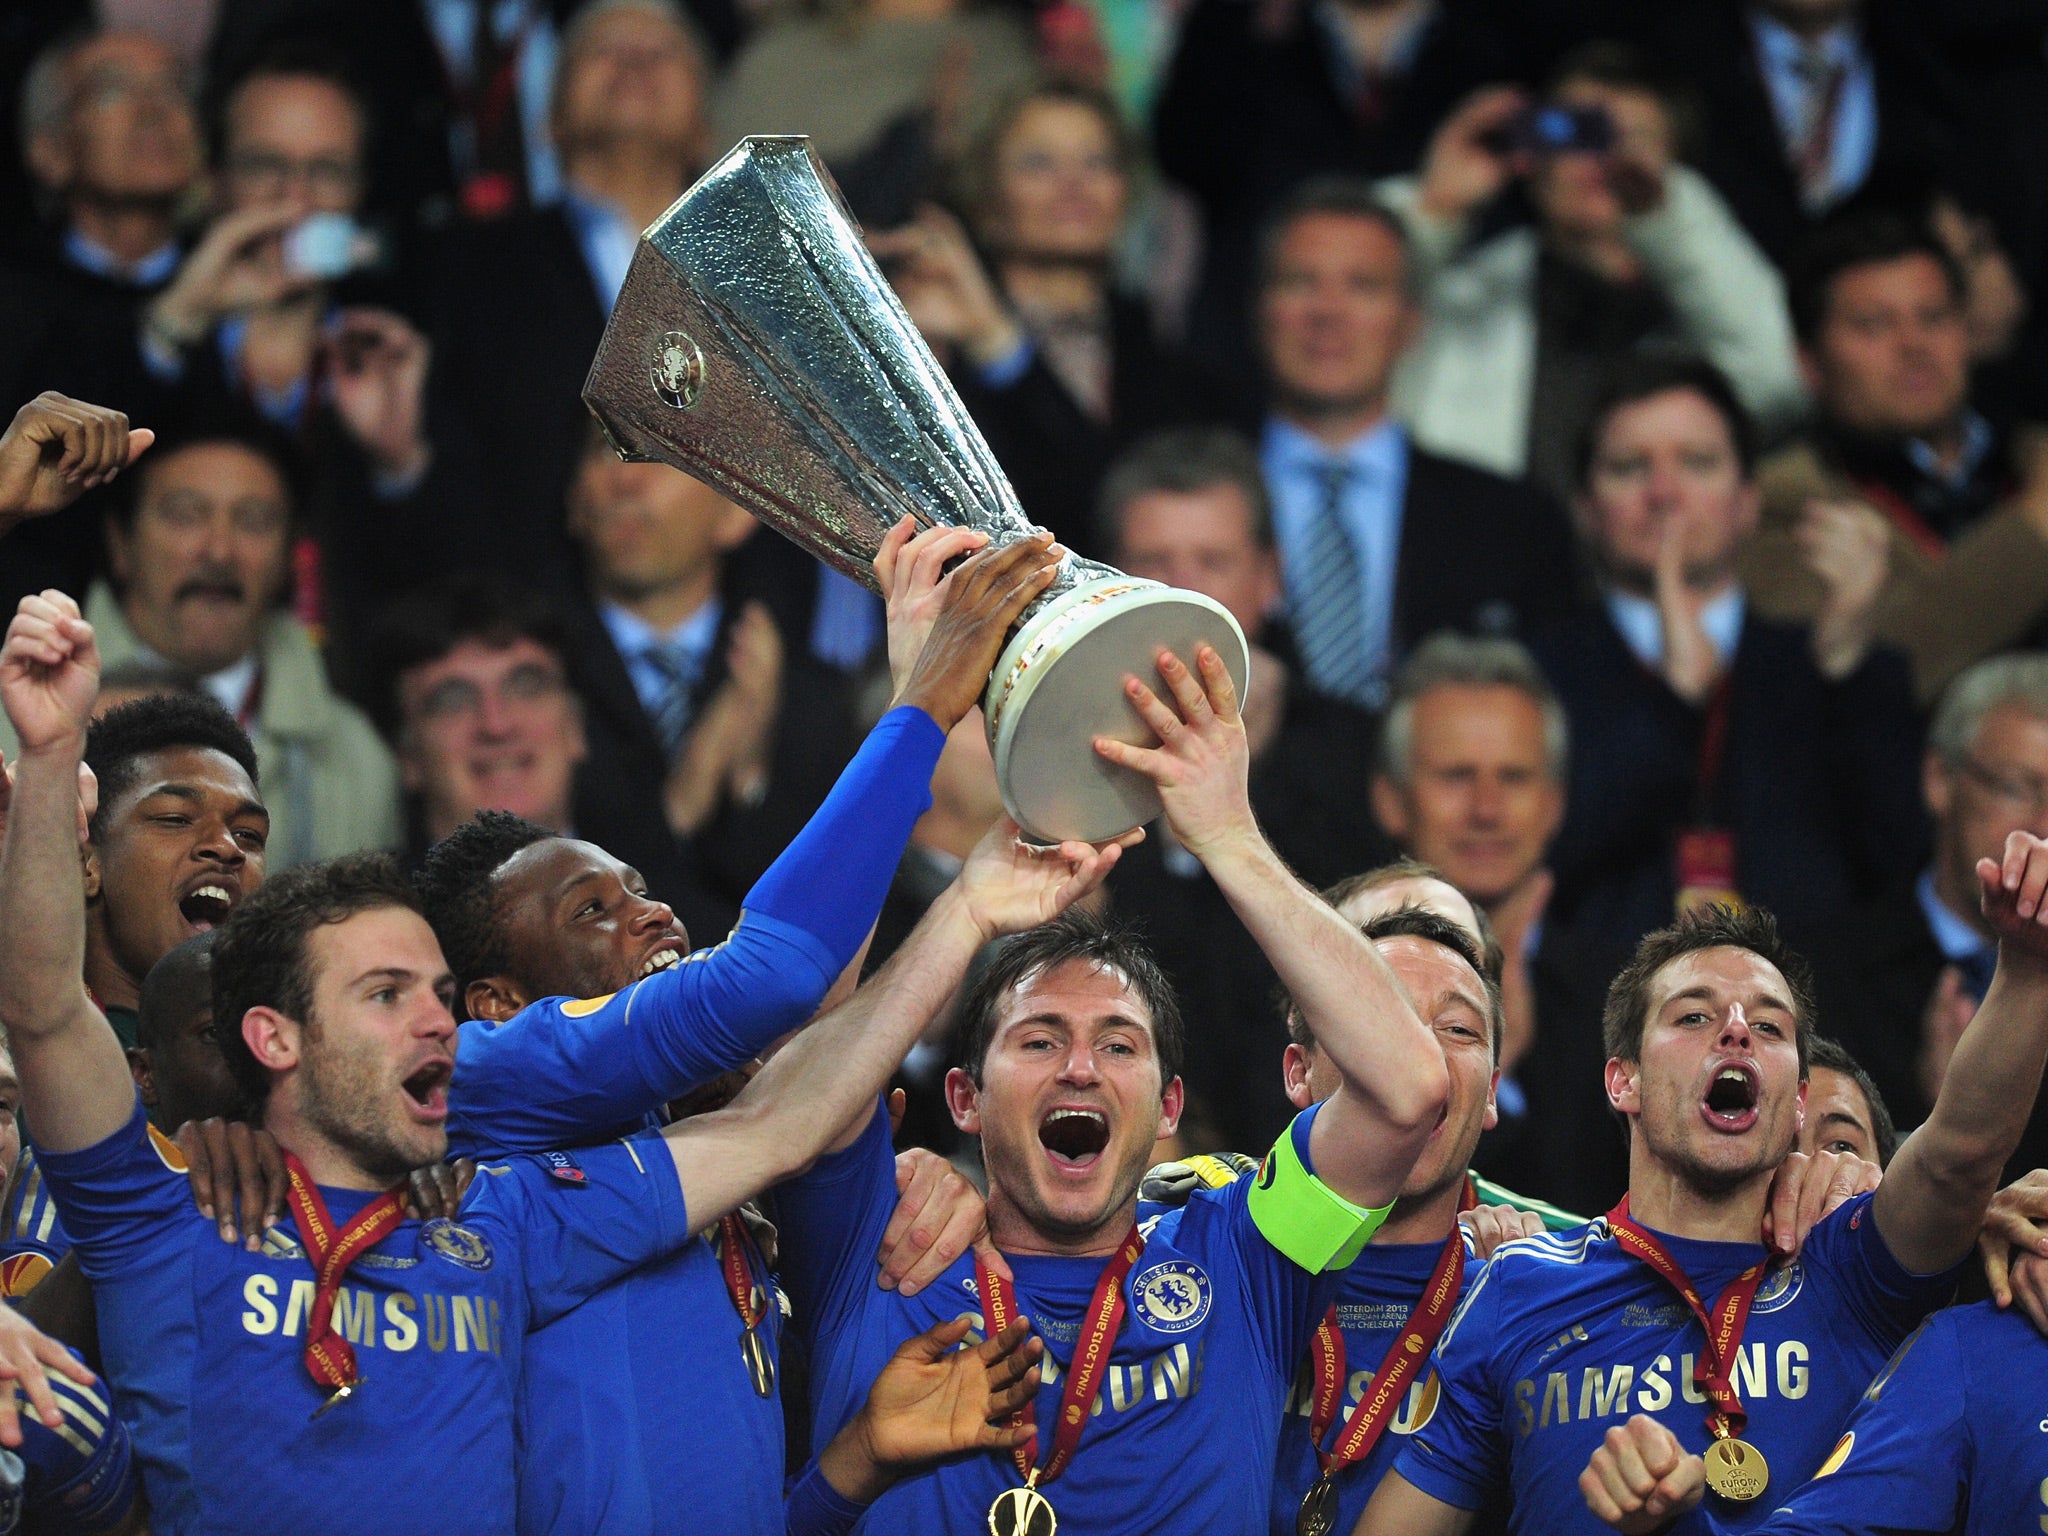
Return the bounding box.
[1131,1260,1211,1334]
[423,1219,494,1272]
[1749,1260,1804,1316]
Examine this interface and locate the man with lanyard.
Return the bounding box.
[0,584,1128,1534]
[1351,865,2048,1535]
[390,523,1059,1535]
[776,643,1454,1532]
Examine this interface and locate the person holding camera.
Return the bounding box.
[1375,44,1806,504]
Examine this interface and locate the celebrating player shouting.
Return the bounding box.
[1353,849,2048,1535]
[0,587,1128,1536]
[777,643,1452,1533]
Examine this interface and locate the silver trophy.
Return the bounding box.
[583,136,1248,844]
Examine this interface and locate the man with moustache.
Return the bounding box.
[1352,851,2048,1533]
[775,644,1452,1532]
[67,428,396,866]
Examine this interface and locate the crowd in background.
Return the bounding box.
[4,0,2048,1218]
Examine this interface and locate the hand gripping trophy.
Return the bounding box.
[584,137,1248,844]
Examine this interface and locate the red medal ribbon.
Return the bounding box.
[718,1212,765,1330]
[283,1155,407,1394]
[1604,1197,1766,1441]
[1305,1179,1476,1475]
[976,1222,1144,1488]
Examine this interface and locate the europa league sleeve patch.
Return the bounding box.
[1246,1116,1391,1274]
[541,1150,587,1186]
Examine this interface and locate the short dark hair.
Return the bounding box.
[1545,40,1700,161]
[1255,175,1415,298]
[212,853,422,1105]
[113,423,304,533]
[213,41,372,171]
[1573,352,1757,490]
[414,811,557,1000]
[1287,904,1503,1062]
[1320,861,1506,987]
[953,911,1183,1087]
[86,694,260,841]
[1805,1034,1899,1167]
[1788,206,1968,347]
[1602,904,1816,1079]
[364,575,574,738]
[138,931,219,1053]
[1098,427,1274,552]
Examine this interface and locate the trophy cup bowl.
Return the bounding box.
[583,136,1249,844]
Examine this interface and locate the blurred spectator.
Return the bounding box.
[1805,654,2048,1175]
[1800,1033,1896,1165]
[1103,427,1390,1152]
[19,28,200,290]
[423,0,724,614]
[1377,48,1804,500]
[1742,209,2048,702]
[366,575,587,858]
[715,0,1035,213]
[1366,632,1621,1200]
[92,656,203,717]
[1152,0,1568,369]
[3,28,202,609]
[1253,178,1578,712]
[878,82,1237,553]
[1640,0,1956,270]
[43,430,396,867]
[560,428,860,936]
[1531,354,1926,964]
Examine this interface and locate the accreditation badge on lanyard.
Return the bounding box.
[1675,678,1743,919]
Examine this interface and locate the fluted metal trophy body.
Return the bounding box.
[584,136,1248,843]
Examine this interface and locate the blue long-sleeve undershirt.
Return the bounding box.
[446,704,947,1157]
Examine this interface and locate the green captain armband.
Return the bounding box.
[1246,1121,1393,1272]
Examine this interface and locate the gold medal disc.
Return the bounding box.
[1703,1436,1769,1502]
[988,1486,1057,1536]
[739,1327,775,1398]
[1296,1475,1340,1536]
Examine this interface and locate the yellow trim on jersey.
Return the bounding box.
[146,1123,188,1173]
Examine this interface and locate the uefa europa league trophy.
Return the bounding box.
[583,136,1248,844]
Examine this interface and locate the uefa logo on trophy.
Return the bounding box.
[584,137,1249,844]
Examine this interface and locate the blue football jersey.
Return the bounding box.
[777,1107,1346,1535]
[442,703,946,1535]
[0,1145,71,1295]
[6,1350,137,1535]
[1395,1196,1959,1534]
[1754,1301,2048,1536]
[1270,1236,1480,1536]
[33,1099,689,1536]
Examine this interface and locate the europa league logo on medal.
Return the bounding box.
[988,1484,1056,1536]
[584,136,1250,845]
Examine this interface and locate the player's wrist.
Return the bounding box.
[819,1413,895,1504]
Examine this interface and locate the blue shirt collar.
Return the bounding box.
[1604,585,1746,672]
[1261,414,1407,480]
[62,227,180,287]
[1904,410,1995,492]
[1749,9,1862,73]
[1916,867,1991,963]
[600,597,721,666]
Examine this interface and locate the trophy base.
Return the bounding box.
[984,579,1251,845]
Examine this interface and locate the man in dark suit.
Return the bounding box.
[1530,354,1927,965]
[1100,425,1394,1153]
[559,425,859,941]
[1805,652,2048,1177]
[1633,0,1955,271]
[1253,178,1581,714]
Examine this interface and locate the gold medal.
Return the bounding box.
[1702,1436,1769,1502]
[739,1326,775,1398]
[1295,1474,1340,1536]
[988,1484,1057,1536]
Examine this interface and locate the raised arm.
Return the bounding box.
[0,594,139,1152]
[657,813,1133,1230]
[1875,830,2048,1274]
[1096,646,1448,1210]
